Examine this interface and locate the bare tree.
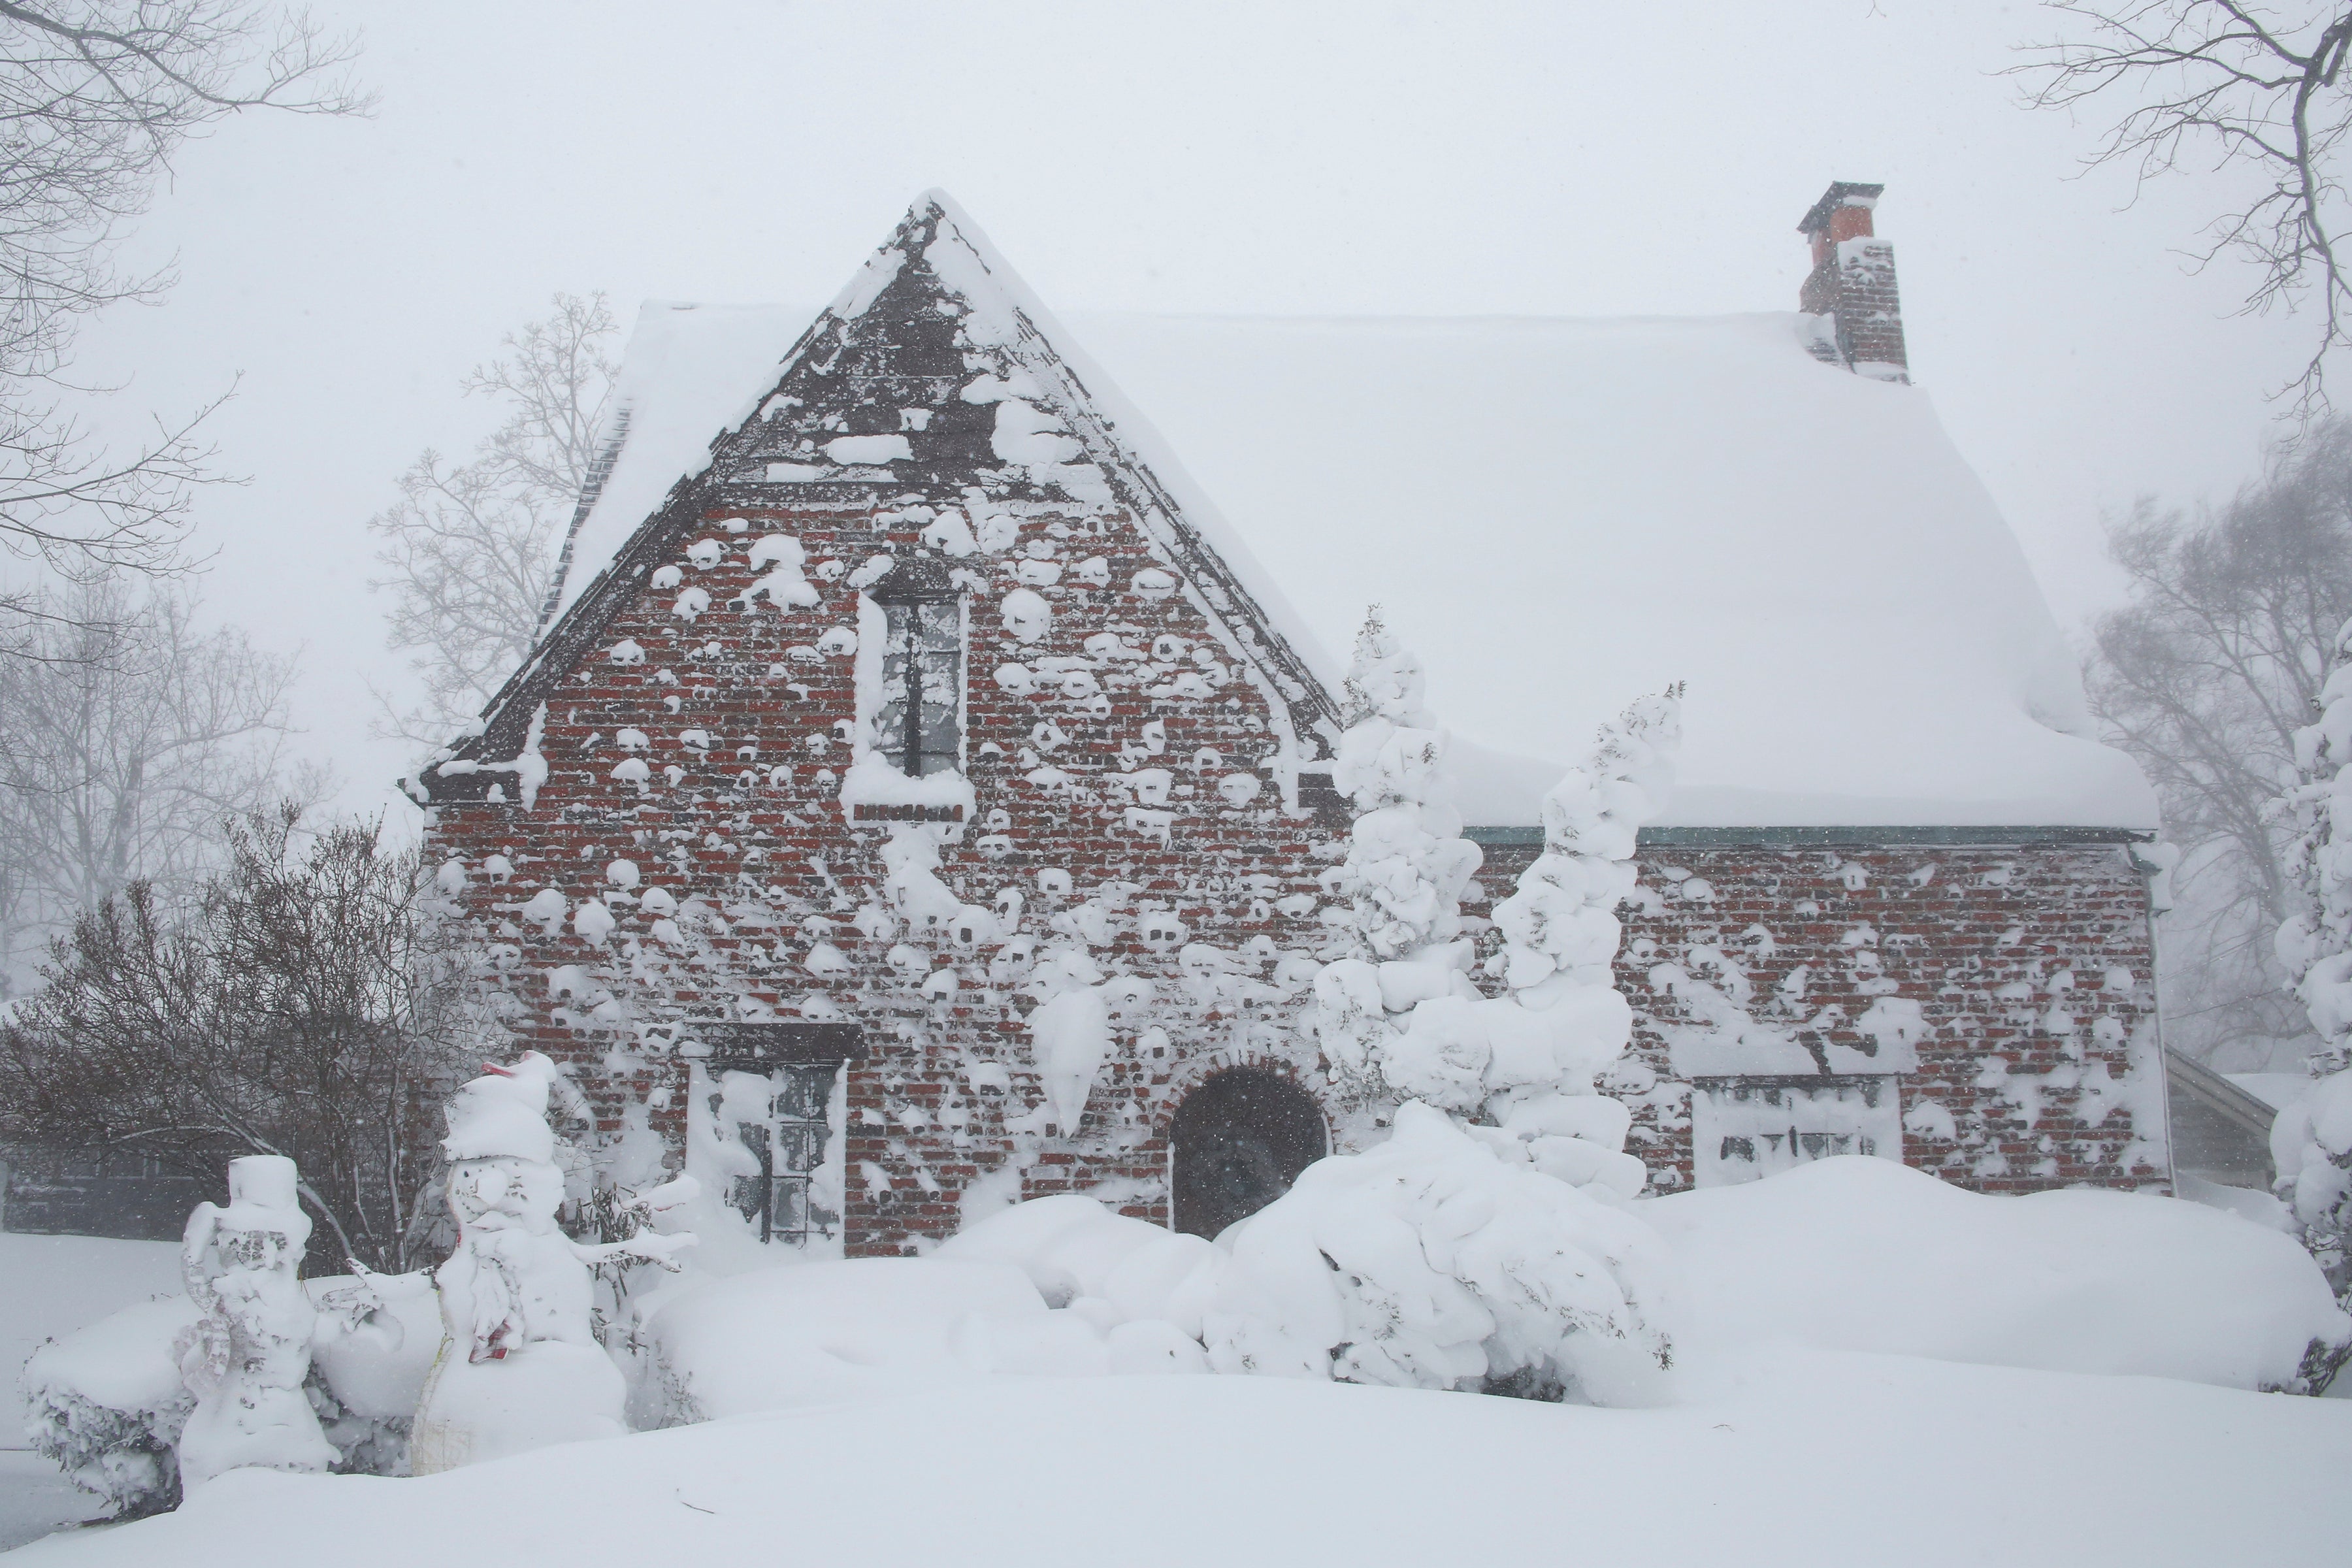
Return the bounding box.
[0,807,481,1271]
[0,576,308,992]
[2016,3,2352,415]
[2087,419,2352,1064]
[0,2,366,622]
[368,292,617,747]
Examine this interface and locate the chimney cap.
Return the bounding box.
[1798,182,1885,235]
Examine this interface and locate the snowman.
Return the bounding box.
[411,1053,691,1473]
[175,1154,339,1488]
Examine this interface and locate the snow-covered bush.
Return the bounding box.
[939,1192,1226,1334]
[306,1269,444,1475]
[23,1296,199,1517]
[641,1256,1124,1424]
[1204,1102,1675,1402]
[1646,1153,2350,1393]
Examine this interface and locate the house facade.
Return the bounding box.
[411,186,2169,1257]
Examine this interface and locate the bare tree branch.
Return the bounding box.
[0,2,368,612]
[0,807,483,1272]
[2085,418,2352,1064]
[0,576,315,992]
[2015,2,2352,419]
[368,292,616,748]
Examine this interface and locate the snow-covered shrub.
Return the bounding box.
[306,1269,444,1475]
[939,1192,1226,1333]
[23,1295,200,1517]
[2271,1073,2352,1339]
[640,1256,1109,1424]
[1646,1153,2351,1393]
[1202,1102,1675,1403]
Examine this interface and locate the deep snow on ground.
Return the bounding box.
[1643,1155,2344,1387]
[9,1163,2351,1563]
[12,1353,2351,1568]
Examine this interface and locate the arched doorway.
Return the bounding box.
[1170,1068,1328,1239]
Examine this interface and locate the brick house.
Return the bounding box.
[409,184,2170,1257]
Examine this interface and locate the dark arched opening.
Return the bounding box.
[1170,1068,1328,1239]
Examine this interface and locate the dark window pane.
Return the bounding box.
[727,1173,764,1222]
[774,1122,826,1171]
[915,600,959,650]
[776,1065,835,1120]
[875,598,961,777]
[772,1175,810,1232]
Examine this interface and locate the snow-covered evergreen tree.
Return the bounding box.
[1330,610,1483,962]
[1275,613,1683,1402]
[1312,615,1682,1184]
[1479,685,1682,1194]
[1313,611,1485,1104]
[2273,614,2352,1309]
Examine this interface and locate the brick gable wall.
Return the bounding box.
[423,493,1345,1256]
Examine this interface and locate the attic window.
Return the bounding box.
[871,560,962,778]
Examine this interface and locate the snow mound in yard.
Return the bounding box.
[1644,1154,2348,1388]
[935,1193,1226,1330]
[643,1258,1088,1420]
[14,1356,2351,1568]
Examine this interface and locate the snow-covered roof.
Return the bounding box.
[544,194,2157,831]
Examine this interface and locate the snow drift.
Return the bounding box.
[10,1360,2347,1568]
[1642,1154,2348,1389]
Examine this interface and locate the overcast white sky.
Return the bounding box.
[55,0,2316,826]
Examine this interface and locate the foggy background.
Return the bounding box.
[54,0,2309,823]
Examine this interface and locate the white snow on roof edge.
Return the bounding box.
[916,191,1345,697]
[546,301,817,627]
[532,194,2160,833]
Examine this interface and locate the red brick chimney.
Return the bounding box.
[1797,181,1908,382]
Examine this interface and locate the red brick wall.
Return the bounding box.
[1801,238,1908,376]
[423,497,1344,1255]
[1467,841,2166,1194]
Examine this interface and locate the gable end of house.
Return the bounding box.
[411,194,1341,807]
